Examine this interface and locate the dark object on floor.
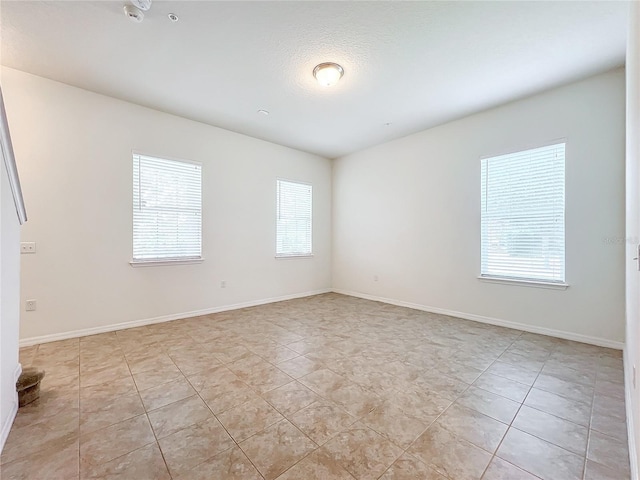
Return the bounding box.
[16,367,45,407]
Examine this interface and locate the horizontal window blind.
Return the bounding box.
[133,154,202,261]
[481,143,565,283]
[276,179,312,257]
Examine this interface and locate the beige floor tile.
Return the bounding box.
[1,412,79,465]
[218,396,284,442]
[158,417,234,477]
[584,458,627,480]
[132,362,184,391]
[147,394,214,439]
[482,456,541,479]
[407,423,492,480]
[472,372,530,402]
[587,430,630,475]
[0,436,78,480]
[435,403,508,453]
[497,428,584,480]
[243,364,294,394]
[486,361,540,385]
[290,400,357,445]
[524,388,591,427]
[262,380,321,416]
[200,378,259,414]
[512,405,588,456]
[239,419,316,480]
[139,376,196,411]
[80,414,155,469]
[80,392,145,435]
[533,373,594,404]
[276,355,321,378]
[361,402,432,449]
[455,386,520,424]
[326,382,383,418]
[378,453,446,480]
[81,443,170,479]
[276,448,355,479]
[80,362,132,388]
[299,368,349,396]
[187,364,240,393]
[323,423,403,480]
[80,375,137,402]
[175,446,262,480]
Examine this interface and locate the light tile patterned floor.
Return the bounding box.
[0,293,630,480]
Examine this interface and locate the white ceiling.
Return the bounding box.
[0,1,629,159]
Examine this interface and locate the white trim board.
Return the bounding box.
[625,348,639,480]
[0,363,22,454]
[19,289,331,347]
[332,288,624,350]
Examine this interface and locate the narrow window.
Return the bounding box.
[132,154,202,263]
[481,143,565,283]
[276,179,312,257]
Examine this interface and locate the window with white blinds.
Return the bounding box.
[132,154,202,263]
[481,143,565,283]
[276,179,312,257]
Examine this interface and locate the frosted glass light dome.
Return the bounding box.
[313,63,344,87]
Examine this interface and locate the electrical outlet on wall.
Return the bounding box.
[25,299,37,311]
[20,242,36,254]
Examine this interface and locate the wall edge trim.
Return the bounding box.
[625,348,639,480]
[0,363,21,454]
[332,288,624,350]
[19,289,331,347]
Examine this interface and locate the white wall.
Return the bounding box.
[333,68,625,346]
[1,67,332,343]
[0,115,22,449]
[625,2,640,477]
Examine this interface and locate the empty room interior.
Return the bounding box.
[1,1,639,479]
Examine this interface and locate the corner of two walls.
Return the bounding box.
[2,66,332,345]
[332,68,626,349]
[4,65,627,351]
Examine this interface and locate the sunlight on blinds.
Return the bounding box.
[276,179,312,257]
[481,143,565,283]
[133,154,202,262]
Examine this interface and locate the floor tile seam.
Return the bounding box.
[78,440,158,478]
[477,342,548,480]
[232,421,301,480]
[187,367,273,480]
[115,341,173,479]
[528,383,594,407]
[513,349,593,477]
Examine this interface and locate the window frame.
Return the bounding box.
[130,151,203,267]
[275,178,313,259]
[478,141,568,289]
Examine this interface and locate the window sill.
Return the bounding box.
[478,275,568,290]
[275,254,314,260]
[130,258,204,267]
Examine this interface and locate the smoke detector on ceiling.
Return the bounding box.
[124,5,144,23]
[130,0,152,11]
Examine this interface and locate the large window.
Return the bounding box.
[481,143,565,284]
[276,179,312,257]
[132,153,202,263]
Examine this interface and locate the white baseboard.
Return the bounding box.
[332,288,624,350]
[625,348,639,480]
[0,363,22,454]
[19,289,332,347]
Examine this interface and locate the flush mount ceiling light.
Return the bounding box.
[313,62,344,87]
